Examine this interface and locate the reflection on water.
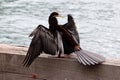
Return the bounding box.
[0,0,120,58]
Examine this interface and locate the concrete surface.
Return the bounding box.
[0,44,120,80]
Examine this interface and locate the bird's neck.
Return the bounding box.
[49,16,58,30]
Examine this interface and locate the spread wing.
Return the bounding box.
[63,14,79,44]
[23,25,62,67]
[61,14,80,54]
[63,14,105,65]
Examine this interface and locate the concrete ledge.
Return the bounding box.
[0,44,120,80]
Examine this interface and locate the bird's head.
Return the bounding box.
[49,12,64,27]
[50,12,59,18]
[50,12,64,18]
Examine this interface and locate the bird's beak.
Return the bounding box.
[58,15,64,18]
[54,15,64,18]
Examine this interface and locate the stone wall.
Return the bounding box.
[0,44,120,80]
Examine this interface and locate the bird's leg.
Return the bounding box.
[58,53,62,58]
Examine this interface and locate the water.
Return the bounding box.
[0,0,120,59]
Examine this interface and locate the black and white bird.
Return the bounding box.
[23,12,105,67]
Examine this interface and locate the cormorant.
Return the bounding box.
[23,12,105,67]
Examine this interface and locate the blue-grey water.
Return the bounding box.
[0,0,120,59]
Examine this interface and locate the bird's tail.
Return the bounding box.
[75,49,105,65]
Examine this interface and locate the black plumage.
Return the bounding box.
[23,12,105,67]
[23,12,64,67]
[62,14,105,65]
[62,14,80,55]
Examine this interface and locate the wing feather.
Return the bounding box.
[63,15,105,65]
[23,25,60,67]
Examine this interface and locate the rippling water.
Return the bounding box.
[0,0,120,58]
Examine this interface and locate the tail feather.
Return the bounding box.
[75,49,105,65]
[76,51,96,65]
[77,53,90,65]
[79,52,97,65]
[82,50,105,62]
[80,50,102,63]
[82,53,98,64]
